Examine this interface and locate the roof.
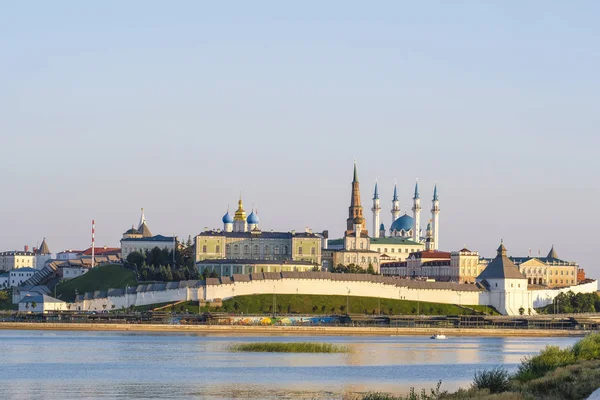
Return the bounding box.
[18,294,64,304]
[37,239,51,255]
[477,243,526,280]
[10,267,37,273]
[197,259,315,266]
[198,231,321,240]
[139,221,153,238]
[411,250,451,259]
[547,246,559,261]
[0,251,34,256]
[371,237,421,245]
[58,250,83,255]
[121,235,175,242]
[390,214,414,233]
[81,247,121,256]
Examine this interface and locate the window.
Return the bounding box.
[384,248,388,253]
[265,245,270,255]
[234,244,239,254]
[311,247,315,255]
[202,245,207,253]
[216,245,220,253]
[275,245,280,255]
[283,246,288,255]
[360,242,363,249]
[298,247,303,255]
[253,245,259,255]
[391,248,394,253]
[377,248,381,252]
[244,245,249,255]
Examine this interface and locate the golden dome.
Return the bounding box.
[234,198,246,221]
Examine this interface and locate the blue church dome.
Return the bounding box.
[222,211,233,224]
[390,214,414,232]
[247,211,259,224]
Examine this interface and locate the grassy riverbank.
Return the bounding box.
[55,265,136,302]
[230,342,350,353]
[361,333,600,400]
[174,294,499,316]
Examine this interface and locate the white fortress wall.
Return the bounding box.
[531,280,598,308]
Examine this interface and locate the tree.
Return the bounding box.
[518,307,525,316]
[287,304,292,314]
[340,305,346,314]
[321,305,326,314]
[126,252,145,268]
[186,235,193,248]
[367,264,376,275]
[102,304,107,310]
[233,302,240,312]
[330,306,335,314]
[31,301,37,310]
[0,290,8,302]
[312,305,318,313]
[311,265,320,272]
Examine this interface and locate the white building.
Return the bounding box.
[34,238,52,270]
[18,294,67,313]
[62,266,89,280]
[476,243,532,315]
[120,209,176,260]
[9,267,37,287]
[0,251,35,271]
[57,250,83,261]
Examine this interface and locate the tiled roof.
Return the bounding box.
[477,244,525,280]
[412,250,451,259]
[121,235,175,242]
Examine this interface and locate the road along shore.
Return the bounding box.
[0,322,592,337]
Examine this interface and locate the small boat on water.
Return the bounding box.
[430,333,447,340]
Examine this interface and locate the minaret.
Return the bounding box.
[371,181,381,238]
[411,180,421,242]
[425,221,434,251]
[431,184,440,250]
[390,182,400,225]
[346,161,367,235]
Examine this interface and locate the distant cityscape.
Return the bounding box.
[1,162,596,316]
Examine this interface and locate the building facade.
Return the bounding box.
[197,259,316,277]
[120,209,176,260]
[0,251,35,272]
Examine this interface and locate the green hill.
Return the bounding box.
[175,294,499,316]
[55,264,137,302]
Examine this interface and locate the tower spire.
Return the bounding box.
[371,180,381,238]
[346,161,366,235]
[411,179,421,242]
[431,183,440,250]
[390,180,400,227]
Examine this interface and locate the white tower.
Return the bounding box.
[431,184,440,250]
[371,182,381,238]
[390,182,400,225]
[411,180,421,242]
[425,221,434,251]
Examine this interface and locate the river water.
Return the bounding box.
[0,330,577,400]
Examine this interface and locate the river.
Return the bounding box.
[0,330,577,399]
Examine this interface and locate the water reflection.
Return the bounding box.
[0,330,578,400]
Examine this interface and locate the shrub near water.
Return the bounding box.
[230,342,350,353]
[514,345,576,382]
[472,367,511,394]
[573,334,600,360]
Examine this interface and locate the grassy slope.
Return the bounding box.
[175,294,497,315]
[55,264,137,302]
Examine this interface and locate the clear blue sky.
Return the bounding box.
[1,2,598,275]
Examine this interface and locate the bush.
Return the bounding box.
[572,333,600,361]
[473,367,511,393]
[519,360,600,400]
[514,345,576,382]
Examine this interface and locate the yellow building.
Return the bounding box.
[194,230,322,266]
[0,251,35,271]
[197,259,316,277]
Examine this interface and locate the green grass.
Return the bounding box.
[176,294,494,316]
[230,342,350,353]
[55,264,137,302]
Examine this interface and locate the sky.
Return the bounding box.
[1,2,599,275]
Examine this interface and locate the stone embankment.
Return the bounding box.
[0,322,591,337]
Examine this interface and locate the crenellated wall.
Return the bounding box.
[68,276,598,316]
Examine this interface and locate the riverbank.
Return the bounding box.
[0,322,592,336]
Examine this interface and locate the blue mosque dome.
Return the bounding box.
[247,211,259,224]
[380,223,385,230]
[390,214,414,232]
[222,211,233,224]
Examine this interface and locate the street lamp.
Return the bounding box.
[346,287,350,315]
[125,286,130,310]
[273,285,276,316]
